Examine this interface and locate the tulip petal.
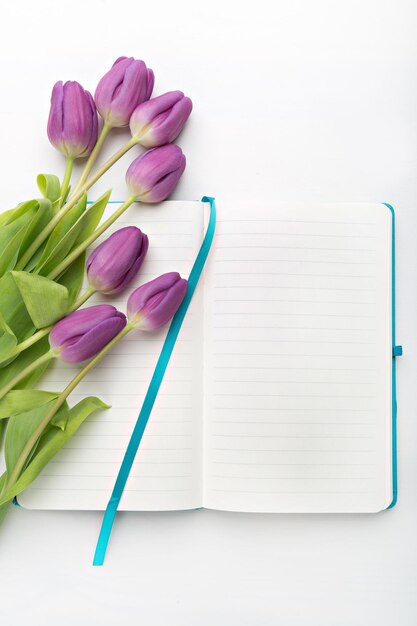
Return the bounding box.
[132,91,184,127]
[130,92,192,148]
[142,162,186,204]
[145,69,155,101]
[47,80,98,158]
[126,145,186,203]
[47,81,64,152]
[87,227,148,294]
[107,234,149,295]
[127,272,187,330]
[49,304,120,351]
[95,57,132,121]
[127,272,181,320]
[95,57,151,127]
[59,313,126,363]
[140,278,187,330]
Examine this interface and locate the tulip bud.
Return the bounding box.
[49,305,126,363]
[94,56,154,127]
[126,145,186,203]
[47,81,98,158]
[86,226,149,295]
[127,272,187,330]
[130,91,193,148]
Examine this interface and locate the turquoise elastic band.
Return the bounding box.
[93,196,216,565]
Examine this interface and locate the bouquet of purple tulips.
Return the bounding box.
[0,56,193,522]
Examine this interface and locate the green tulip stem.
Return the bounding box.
[0,351,55,401]
[59,156,74,208]
[69,285,96,311]
[70,123,112,199]
[3,286,97,361]
[15,136,139,271]
[48,195,137,281]
[8,327,51,358]
[4,323,133,493]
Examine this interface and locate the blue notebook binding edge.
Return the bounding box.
[384,203,402,509]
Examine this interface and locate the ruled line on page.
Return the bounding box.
[211,435,374,439]
[49,460,194,465]
[216,232,377,239]
[212,407,376,412]
[214,298,376,305]
[210,489,376,495]
[40,473,193,479]
[213,325,376,330]
[212,461,377,466]
[62,446,195,451]
[214,285,377,292]
[212,353,376,358]
[213,366,377,371]
[211,448,375,453]
[212,339,376,345]
[214,271,377,278]
[212,420,377,425]
[214,312,377,318]
[211,476,377,481]
[215,259,377,265]
[212,380,376,385]
[215,245,377,252]
[217,218,376,226]
[26,488,193,493]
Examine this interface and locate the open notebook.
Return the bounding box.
[17,200,398,513]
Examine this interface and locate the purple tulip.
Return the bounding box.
[95,56,154,127]
[86,226,149,295]
[130,91,193,148]
[126,145,186,203]
[49,305,126,363]
[47,81,98,158]
[127,272,187,330]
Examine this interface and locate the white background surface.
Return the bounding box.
[0,0,416,624]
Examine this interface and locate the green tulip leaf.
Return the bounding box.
[35,194,87,275]
[0,313,17,363]
[57,251,86,305]
[4,401,57,475]
[0,201,39,261]
[0,336,50,388]
[0,200,35,231]
[0,212,36,278]
[72,190,112,246]
[37,174,61,205]
[4,398,70,482]
[0,206,17,228]
[50,402,70,431]
[0,200,38,233]
[35,190,111,278]
[0,390,60,420]
[18,199,54,262]
[0,232,25,278]
[0,501,11,525]
[0,199,55,276]
[0,471,7,494]
[0,272,36,348]
[23,241,48,273]
[0,396,109,505]
[0,417,5,447]
[11,271,69,328]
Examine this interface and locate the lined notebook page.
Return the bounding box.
[18,201,205,511]
[203,203,392,513]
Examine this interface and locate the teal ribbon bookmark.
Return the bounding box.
[93,196,216,566]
